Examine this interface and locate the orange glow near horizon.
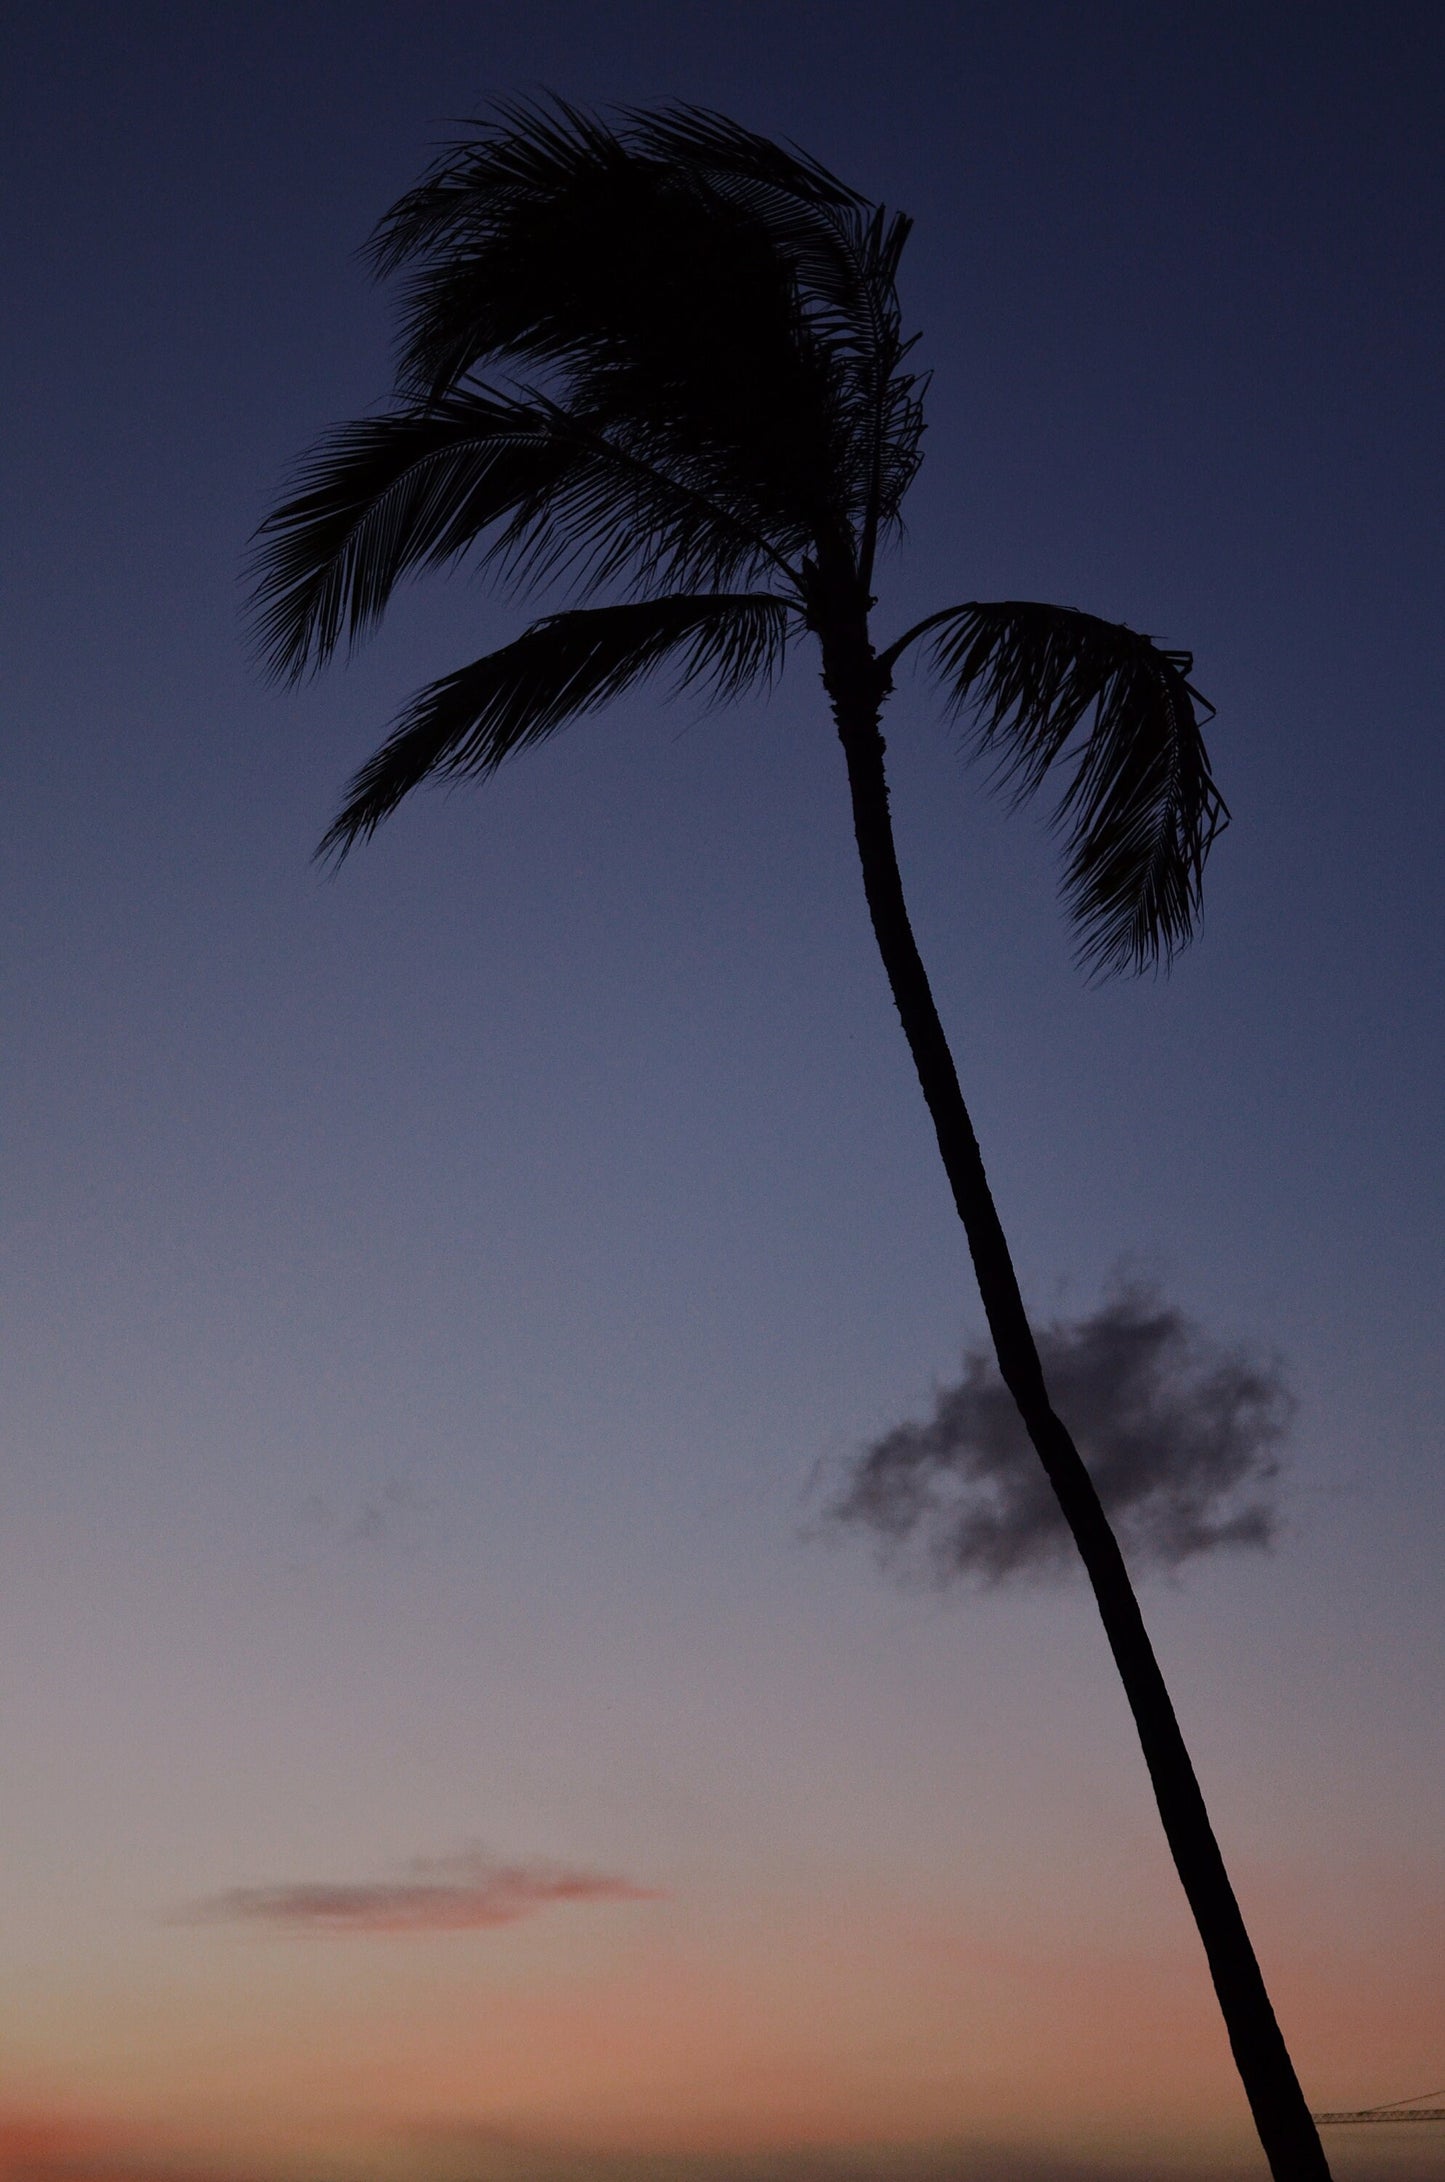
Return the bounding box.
[7,1872,1441,2182]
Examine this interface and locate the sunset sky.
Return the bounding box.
[3,6,1442,2180]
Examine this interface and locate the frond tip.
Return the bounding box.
[920,601,1227,975]
[318,593,792,863]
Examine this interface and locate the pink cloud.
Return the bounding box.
[171,1848,662,1936]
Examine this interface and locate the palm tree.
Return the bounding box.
[250,102,1329,2181]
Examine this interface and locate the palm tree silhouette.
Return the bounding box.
[250,102,1328,2181]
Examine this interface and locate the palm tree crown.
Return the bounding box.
[250,98,1222,974]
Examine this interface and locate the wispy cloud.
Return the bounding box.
[825,1280,1291,1585]
[172,1847,663,1936]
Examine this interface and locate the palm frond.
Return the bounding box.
[372,96,837,396]
[914,601,1226,974]
[369,95,628,278]
[249,391,564,681]
[370,103,837,519]
[619,105,865,216]
[578,106,926,555]
[364,100,923,573]
[247,387,791,683]
[319,593,792,861]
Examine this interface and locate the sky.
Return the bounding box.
[2,4,1442,2179]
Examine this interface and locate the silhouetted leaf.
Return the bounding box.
[319,594,791,860]
[365,99,923,578]
[248,387,793,683]
[897,601,1226,974]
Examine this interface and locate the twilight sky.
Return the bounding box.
[2,6,1442,2180]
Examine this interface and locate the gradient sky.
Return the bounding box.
[3,6,1443,2179]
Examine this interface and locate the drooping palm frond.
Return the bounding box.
[366,100,923,578]
[886,601,1226,974]
[247,387,791,683]
[366,103,839,549]
[618,105,866,220]
[372,97,849,398]
[624,109,926,565]
[843,208,926,580]
[318,593,792,862]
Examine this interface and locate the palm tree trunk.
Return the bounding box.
[822,637,1331,2182]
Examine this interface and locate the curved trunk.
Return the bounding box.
[821,629,1330,2182]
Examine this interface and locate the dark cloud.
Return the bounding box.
[172,1847,662,1936]
[826,1281,1291,1585]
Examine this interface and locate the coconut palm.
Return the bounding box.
[249,102,1329,2181]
